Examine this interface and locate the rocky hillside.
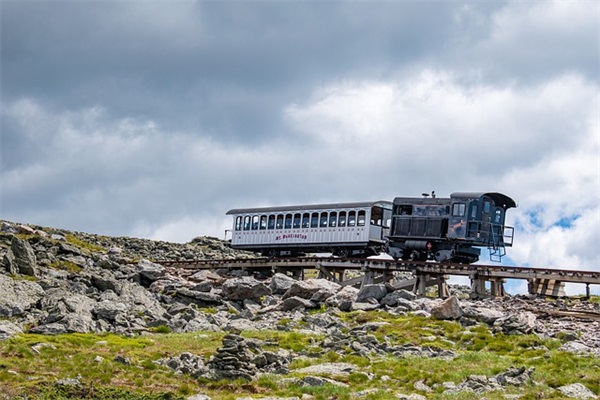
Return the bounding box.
[0,220,598,400]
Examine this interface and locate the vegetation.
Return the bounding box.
[0,312,598,399]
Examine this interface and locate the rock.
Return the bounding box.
[187,395,212,400]
[0,275,45,317]
[356,284,387,303]
[413,380,432,392]
[326,286,359,311]
[280,296,317,311]
[462,305,504,324]
[493,311,536,335]
[557,383,598,399]
[283,279,341,300]
[221,277,271,301]
[8,236,38,276]
[270,273,298,295]
[309,288,337,303]
[0,320,24,340]
[294,362,356,377]
[431,296,463,320]
[351,299,381,311]
[137,259,166,281]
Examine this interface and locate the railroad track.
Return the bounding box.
[155,257,600,299]
[528,308,600,321]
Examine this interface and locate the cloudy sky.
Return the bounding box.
[1,1,598,291]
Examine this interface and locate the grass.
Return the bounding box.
[0,313,598,399]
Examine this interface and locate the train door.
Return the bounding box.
[467,202,480,239]
[480,198,492,241]
[369,206,383,241]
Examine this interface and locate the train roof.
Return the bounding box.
[450,192,517,209]
[393,192,517,210]
[226,200,392,215]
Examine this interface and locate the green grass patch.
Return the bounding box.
[0,315,598,400]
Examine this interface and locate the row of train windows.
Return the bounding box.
[235,210,368,231]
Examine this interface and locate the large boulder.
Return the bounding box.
[269,273,298,295]
[283,279,341,300]
[462,305,505,324]
[431,296,463,320]
[356,284,387,303]
[137,259,166,282]
[221,277,271,301]
[0,275,45,317]
[326,286,359,311]
[493,312,537,335]
[4,236,38,276]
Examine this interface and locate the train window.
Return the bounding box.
[484,201,491,213]
[293,213,301,229]
[302,213,310,228]
[243,215,251,230]
[235,216,242,231]
[252,215,259,230]
[371,207,383,226]
[268,215,275,230]
[396,205,412,215]
[470,205,478,219]
[260,215,267,230]
[276,215,283,229]
[311,212,319,228]
[284,214,292,229]
[329,212,337,227]
[494,209,503,223]
[338,211,347,227]
[452,203,466,217]
[357,210,366,226]
[348,211,356,227]
[320,212,328,227]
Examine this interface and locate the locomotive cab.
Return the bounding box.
[448,192,516,261]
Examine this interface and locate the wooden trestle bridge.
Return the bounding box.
[157,257,600,299]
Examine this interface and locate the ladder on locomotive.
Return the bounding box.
[488,225,514,262]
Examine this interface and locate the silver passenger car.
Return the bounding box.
[226,201,393,257]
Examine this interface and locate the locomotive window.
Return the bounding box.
[276,214,283,229]
[348,211,356,227]
[251,215,259,230]
[320,212,328,227]
[338,211,347,227]
[357,210,366,226]
[470,205,478,219]
[235,216,242,231]
[243,215,251,230]
[311,212,319,228]
[494,209,503,223]
[302,213,310,228]
[484,201,491,213]
[268,215,275,230]
[260,215,267,230]
[371,206,383,226]
[284,214,293,229]
[293,213,301,229]
[396,205,412,215]
[329,212,337,227]
[452,203,466,217]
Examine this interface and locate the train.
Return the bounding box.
[226,191,516,263]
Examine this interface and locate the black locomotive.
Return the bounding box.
[387,192,516,263]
